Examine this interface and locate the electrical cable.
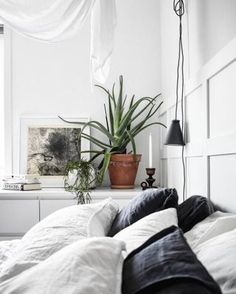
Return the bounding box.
[173,0,186,200]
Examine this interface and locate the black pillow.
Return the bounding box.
[122,226,222,294]
[178,195,215,233]
[108,188,178,236]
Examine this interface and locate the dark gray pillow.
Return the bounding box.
[178,195,215,233]
[108,188,178,236]
[122,226,222,294]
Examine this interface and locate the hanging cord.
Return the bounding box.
[173,0,186,200]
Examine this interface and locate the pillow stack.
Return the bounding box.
[109,188,178,236]
[122,226,222,294]
[0,187,180,294]
[184,211,236,294]
[109,189,235,294]
[0,187,234,294]
[110,188,179,255]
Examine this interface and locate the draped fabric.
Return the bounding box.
[91,0,116,84]
[0,0,116,83]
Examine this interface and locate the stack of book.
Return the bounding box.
[2,175,41,191]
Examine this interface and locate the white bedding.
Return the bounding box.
[0,198,118,282]
[185,211,236,294]
[185,211,236,249]
[114,208,177,254]
[0,237,126,294]
[195,229,236,294]
[0,240,20,273]
[0,203,235,294]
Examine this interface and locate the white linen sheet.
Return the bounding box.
[0,198,119,282]
[0,237,126,294]
[195,229,236,294]
[0,240,20,273]
[185,211,236,249]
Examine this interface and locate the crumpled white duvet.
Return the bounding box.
[0,198,119,283]
[0,198,124,294]
[0,237,125,294]
[0,240,20,273]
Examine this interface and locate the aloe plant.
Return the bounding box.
[59,75,166,183]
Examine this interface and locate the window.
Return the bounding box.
[0,24,4,176]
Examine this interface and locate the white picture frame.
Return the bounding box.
[19,116,90,188]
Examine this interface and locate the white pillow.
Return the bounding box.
[0,198,119,282]
[0,237,126,294]
[195,229,236,294]
[185,211,236,249]
[113,208,177,254]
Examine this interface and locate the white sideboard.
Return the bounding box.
[0,188,141,240]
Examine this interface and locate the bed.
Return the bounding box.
[0,188,235,294]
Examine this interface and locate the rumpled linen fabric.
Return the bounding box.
[0,0,116,83]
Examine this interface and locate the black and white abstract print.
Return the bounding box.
[27,127,81,176]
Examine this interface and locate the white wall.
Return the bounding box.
[159,0,188,103]
[6,0,162,186]
[187,0,236,76]
[159,0,236,205]
[160,0,236,100]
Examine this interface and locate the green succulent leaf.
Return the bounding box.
[80,150,103,154]
[97,151,111,184]
[95,84,116,106]
[114,75,124,133]
[133,122,167,137]
[81,133,112,149]
[59,117,116,146]
[115,97,153,137]
[126,130,136,155]
[108,94,114,135]
[111,83,117,108]
[89,151,105,163]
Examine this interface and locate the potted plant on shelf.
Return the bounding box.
[64,159,97,204]
[60,75,166,189]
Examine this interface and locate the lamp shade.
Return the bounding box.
[165,120,185,146]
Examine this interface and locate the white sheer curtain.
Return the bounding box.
[0,0,116,83]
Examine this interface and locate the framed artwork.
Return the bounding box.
[19,116,90,187]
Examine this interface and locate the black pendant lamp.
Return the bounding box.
[165,119,185,146]
[165,0,185,146]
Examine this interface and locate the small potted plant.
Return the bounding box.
[60,76,166,188]
[64,160,96,204]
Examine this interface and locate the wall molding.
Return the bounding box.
[159,35,236,211]
[159,35,236,115]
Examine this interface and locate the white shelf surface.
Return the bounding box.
[0,187,141,200]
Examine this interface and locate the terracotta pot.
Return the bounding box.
[108,154,141,189]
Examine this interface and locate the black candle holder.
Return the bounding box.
[141,168,158,190]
